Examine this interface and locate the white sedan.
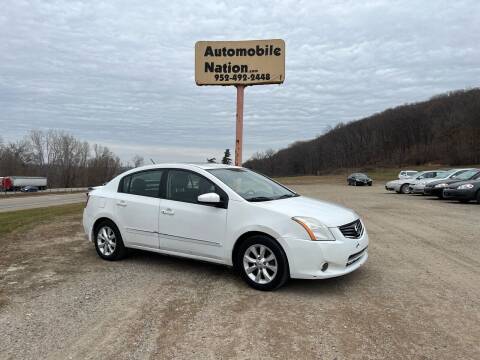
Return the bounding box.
[83,164,368,290]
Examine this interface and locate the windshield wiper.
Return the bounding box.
[246,196,274,202]
[275,194,298,200]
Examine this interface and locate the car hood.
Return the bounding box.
[253,196,358,227]
[386,180,401,185]
[446,179,480,189]
[394,178,419,185]
[426,178,460,187]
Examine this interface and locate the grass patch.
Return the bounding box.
[0,203,84,236]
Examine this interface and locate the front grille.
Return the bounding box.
[347,246,367,266]
[339,219,363,239]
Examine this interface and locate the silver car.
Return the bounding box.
[386,170,446,194]
[410,169,474,194]
[398,170,418,179]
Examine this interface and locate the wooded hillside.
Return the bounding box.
[244,88,480,176]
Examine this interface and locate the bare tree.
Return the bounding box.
[131,154,144,167]
[244,88,480,176]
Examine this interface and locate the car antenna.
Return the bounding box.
[150,158,156,164]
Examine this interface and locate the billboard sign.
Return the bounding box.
[195,39,285,86]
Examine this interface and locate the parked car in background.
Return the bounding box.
[409,169,471,194]
[83,163,369,291]
[20,185,39,192]
[443,179,480,203]
[398,170,418,179]
[347,173,372,186]
[424,169,480,198]
[385,170,445,194]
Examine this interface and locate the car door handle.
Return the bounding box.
[116,200,127,207]
[161,208,174,215]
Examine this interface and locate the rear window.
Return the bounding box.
[119,170,163,198]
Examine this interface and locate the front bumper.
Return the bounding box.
[283,227,369,279]
[424,187,443,196]
[443,188,475,201]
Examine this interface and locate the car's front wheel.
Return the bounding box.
[236,236,289,291]
[94,221,127,260]
[476,190,480,204]
[400,184,410,194]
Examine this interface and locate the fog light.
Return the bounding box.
[321,262,329,272]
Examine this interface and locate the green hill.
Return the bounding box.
[244,88,480,176]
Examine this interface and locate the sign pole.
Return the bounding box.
[235,85,245,166]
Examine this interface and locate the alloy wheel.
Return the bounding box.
[97,226,117,256]
[243,244,278,284]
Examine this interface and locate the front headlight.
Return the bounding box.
[434,183,448,188]
[292,217,335,241]
[458,184,474,190]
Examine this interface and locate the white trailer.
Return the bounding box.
[1,176,48,191]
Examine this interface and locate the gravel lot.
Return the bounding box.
[0,181,479,359]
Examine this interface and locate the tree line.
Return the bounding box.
[0,130,126,188]
[244,88,480,176]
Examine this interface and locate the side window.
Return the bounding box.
[166,170,218,204]
[119,170,163,198]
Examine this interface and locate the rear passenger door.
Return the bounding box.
[158,169,227,260]
[115,169,163,249]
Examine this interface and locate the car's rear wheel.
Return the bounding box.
[236,235,289,291]
[400,184,410,194]
[94,221,127,260]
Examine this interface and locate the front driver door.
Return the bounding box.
[115,169,163,249]
[158,169,227,260]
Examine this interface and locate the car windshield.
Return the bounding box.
[432,171,449,179]
[454,169,478,180]
[208,168,297,202]
[355,174,368,179]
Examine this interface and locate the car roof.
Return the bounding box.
[127,163,242,172]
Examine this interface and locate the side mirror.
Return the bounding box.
[198,192,221,204]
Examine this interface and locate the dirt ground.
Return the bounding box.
[0,182,479,360]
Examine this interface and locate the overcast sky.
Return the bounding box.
[1,0,479,163]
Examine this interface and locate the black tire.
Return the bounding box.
[94,220,127,261]
[235,235,289,291]
[400,184,410,194]
[476,190,480,204]
[368,183,372,186]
